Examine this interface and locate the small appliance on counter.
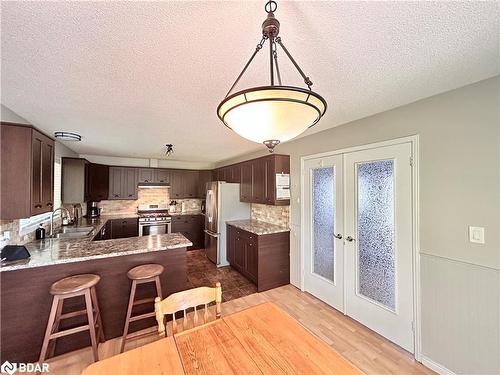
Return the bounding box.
[35,224,46,240]
[168,200,178,213]
[86,201,100,218]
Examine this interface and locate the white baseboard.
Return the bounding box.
[421,355,456,375]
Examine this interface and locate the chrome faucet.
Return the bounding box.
[49,207,71,237]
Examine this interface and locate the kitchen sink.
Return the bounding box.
[53,226,95,238]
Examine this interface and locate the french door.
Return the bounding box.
[303,155,344,310]
[303,142,414,353]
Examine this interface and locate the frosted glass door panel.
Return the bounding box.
[312,167,335,282]
[357,160,395,310]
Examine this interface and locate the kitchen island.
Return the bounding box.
[0,230,191,363]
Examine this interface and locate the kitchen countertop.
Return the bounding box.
[226,220,290,235]
[0,215,192,272]
[169,211,204,216]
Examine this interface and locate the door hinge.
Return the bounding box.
[409,156,414,167]
[411,321,415,332]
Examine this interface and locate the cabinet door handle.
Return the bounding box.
[35,204,42,208]
[128,194,133,197]
[346,236,355,242]
[46,203,53,207]
[145,179,149,182]
[333,233,342,239]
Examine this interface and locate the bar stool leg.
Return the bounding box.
[48,298,64,358]
[120,280,137,353]
[39,295,60,363]
[90,286,105,342]
[84,289,99,362]
[154,276,163,300]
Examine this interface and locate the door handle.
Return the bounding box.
[346,236,355,242]
[204,230,219,238]
[333,233,342,239]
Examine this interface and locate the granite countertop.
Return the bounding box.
[226,219,290,235]
[169,210,204,216]
[0,215,192,272]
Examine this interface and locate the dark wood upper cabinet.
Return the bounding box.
[198,170,212,198]
[108,167,138,200]
[85,163,109,202]
[138,168,155,183]
[170,170,184,199]
[240,162,253,202]
[156,169,171,183]
[252,158,266,203]
[183,170,199,198]
[1,124,55,219]
[229,164,241,183]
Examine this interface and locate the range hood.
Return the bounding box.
[137,182,170,189]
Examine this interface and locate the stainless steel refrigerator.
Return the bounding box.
[204,181,250,266]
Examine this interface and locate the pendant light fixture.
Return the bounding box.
[217,0,327,152]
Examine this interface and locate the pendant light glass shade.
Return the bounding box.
[217,86,326,144]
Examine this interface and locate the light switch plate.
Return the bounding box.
[469,226,485,244]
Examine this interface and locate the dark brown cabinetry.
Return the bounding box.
[85,163,109,201]
[198,170,212,198]
[239,162,253,202]
[138,168,170,184]
[227,224,290,292]
[31,129,54,215]
[171,170,201,199]
[171,214,204,250]
[110,218,139,239]
[138,168,155,183]
[1,123,55,219]
[109,167,138,200]
[213,154,290,206]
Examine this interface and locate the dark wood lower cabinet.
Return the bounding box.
[226,224,290,291]
[110,218,139,238]
[171,214,204,250]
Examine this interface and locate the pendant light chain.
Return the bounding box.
[225,36,267,98]
[275,37,313,90]
[272,38,282,85]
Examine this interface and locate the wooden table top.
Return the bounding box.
[83,302,361,375]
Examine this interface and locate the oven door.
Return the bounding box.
[139,222,171,236]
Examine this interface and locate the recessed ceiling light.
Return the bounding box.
[54,131,81,141]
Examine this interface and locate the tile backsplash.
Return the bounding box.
[0,217,61,246]
[98,188,202,214]
[98,188,170,214]
[251,203,290,227]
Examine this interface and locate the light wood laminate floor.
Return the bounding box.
[43,285,434,375]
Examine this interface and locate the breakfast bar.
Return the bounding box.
[0,232,191,364]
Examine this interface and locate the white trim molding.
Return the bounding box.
[421,356,457,375]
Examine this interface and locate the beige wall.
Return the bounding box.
[218,76,500,374]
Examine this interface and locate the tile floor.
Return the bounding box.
[185,249,257,302]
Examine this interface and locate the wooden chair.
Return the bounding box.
[154,282,222,336]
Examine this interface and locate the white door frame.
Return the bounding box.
[299,135,421,361]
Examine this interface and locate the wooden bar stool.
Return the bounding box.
[120,264,164,352]
[39,274,104,363]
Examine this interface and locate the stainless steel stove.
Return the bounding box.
[137,204,171,236]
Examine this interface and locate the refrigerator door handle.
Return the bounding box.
[204,229,219,238]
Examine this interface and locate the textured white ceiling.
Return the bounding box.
[1,1,499,163]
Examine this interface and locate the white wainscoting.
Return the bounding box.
[420,253,500,375]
